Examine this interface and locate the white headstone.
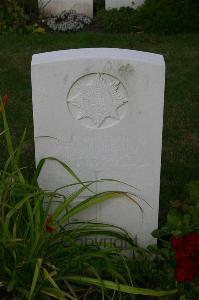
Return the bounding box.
[31,48,165,246]
[106,0,145,10]
[39,0,93,18]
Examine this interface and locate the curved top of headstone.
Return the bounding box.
[32,48,165,66]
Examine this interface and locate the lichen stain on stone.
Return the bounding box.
[118,64,134,79]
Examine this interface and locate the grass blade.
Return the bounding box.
[59,191,138,224]
[43,269,76,300]
[65,276,178,297]
[28,258,43,300]
[52,182,95,221]
[41,287,75,300]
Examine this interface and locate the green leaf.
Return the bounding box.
[59,191,122,224]
[167,210,182,228]
[3,191,44,238]
[52,182,95,221]
[41,287,76,300]
[151,229,160,238]
[0,96,15,163]
[35,157,91,192]
[43,269,76,300]
[7,277,16,292]
[64,276,178,297]
[28,258,43,300]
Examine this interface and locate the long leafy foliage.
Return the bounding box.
[0,96,177,299]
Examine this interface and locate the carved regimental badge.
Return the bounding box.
[67,73,128,129]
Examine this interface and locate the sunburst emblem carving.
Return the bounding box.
[67,73,128,129]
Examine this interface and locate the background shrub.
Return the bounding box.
[94,0,105,15]
[136,0,199,34]
[96,0,199,34]
[0,0,29,32]
[17,0,38,20]
[96,7,138,33]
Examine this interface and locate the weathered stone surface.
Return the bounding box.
[39,0,93,18]
[31,48,165,246]
[105,0,145,10]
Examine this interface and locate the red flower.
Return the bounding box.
[171,233,199,282]
[184,233,199,252]
[45,214,56,233]
[175,256,198,282]
[194,255,199,270]
[171,236,190,260]
[0,94,9,112]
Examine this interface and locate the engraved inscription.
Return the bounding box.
[67,73,128,129]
